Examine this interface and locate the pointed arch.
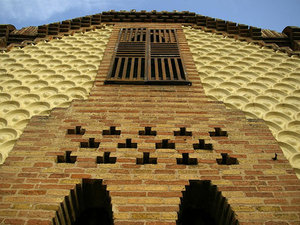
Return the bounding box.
[53,179,114,225]
[177,180,239,225]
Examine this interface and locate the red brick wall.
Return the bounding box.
[0,23,299,225]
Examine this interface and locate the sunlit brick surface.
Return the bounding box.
[0,23,299,225]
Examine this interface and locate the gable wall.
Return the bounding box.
[0,23,299,225]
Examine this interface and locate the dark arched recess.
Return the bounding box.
[53,179,114,225]
[177,180,239,225]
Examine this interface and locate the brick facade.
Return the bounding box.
[0,23,299,225]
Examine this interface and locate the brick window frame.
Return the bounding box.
[105,28,191,85]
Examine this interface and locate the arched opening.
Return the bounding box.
[177,180,239,225]
[53,179,114,225]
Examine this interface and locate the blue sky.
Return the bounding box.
[1,0,300,32]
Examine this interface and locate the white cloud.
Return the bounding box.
[0,0,138,24]
[0,0,72,21]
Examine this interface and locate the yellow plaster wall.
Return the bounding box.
[183,26,300,178]
[0,25,113,163]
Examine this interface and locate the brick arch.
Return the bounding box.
[52,179,114,225]
[177,180,239,225]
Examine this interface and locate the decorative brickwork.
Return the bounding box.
[0,26,112,163]
[1,11,300,55]
[0,23,299,225]
[184,26,300,178]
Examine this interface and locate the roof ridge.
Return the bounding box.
[0,10,299,56]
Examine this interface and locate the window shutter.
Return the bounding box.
[148,29,188,84]
[107,28,146,83]
[106,28,190,85]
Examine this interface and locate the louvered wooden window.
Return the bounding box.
[105,28,191,85]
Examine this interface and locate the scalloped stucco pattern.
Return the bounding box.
[183,26,300,178]
[0,26,113,163]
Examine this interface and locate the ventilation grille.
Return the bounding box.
[120,28,146,42]
[106,28,190,85]
[110,57,146,81]
[149,58,186,81]
[150,29,177,43]
[116,42,145,57]
[151,43,180,57]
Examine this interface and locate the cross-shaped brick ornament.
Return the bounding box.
[57,151,77,163]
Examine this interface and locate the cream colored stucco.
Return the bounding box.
[184,27,300,178]
[0,26,112,163]
[183,26,300,178]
